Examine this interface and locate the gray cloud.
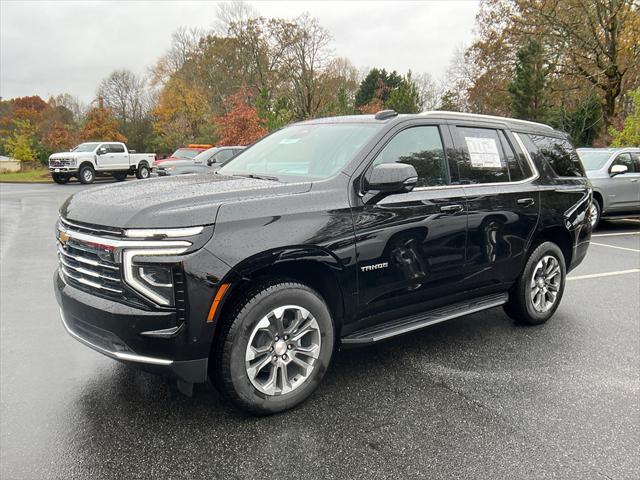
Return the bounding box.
[0,0,479,102]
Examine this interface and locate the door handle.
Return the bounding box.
[440,204,464,214]
[517,198,535,207]
[631,179,639,183]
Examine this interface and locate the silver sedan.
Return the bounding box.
[577,147,640,228]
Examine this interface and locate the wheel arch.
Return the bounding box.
[212,247,348,344]
[592,189,604,212]
[78,160,95,171]
[531,225,573,268]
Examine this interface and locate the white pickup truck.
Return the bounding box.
[48,142,156,184]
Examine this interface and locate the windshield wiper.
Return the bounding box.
[231,172,280,182]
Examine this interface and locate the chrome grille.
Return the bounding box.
[49,158,74,168]
[57,241,123,294]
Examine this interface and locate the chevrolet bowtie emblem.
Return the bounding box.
[59,231,70,244]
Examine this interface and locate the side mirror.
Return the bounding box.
[207,159,214,166]
[610,164,628,176]
[366,163,418,193]
[97,147,107,155]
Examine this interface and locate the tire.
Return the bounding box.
[78,165,95,184]
[590,198,601,230]
[113,172,127,182]
[135,164,150,179]
[503,241,566,325]
[211,279,335,415]
[51,173,69,184]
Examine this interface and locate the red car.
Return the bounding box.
[155,144,213,164]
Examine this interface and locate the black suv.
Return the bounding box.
[54,111,592,414]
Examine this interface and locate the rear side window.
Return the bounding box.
[499,131,533,181]
[631,152,640,170]
[526,135,585,177]
[455,127,510,184]
[372,125,448,187]
[107,143,125,153]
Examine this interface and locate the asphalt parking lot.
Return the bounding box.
[1,181,638,480]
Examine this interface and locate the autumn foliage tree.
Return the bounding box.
[80,100,127,143]
[214,91,267,145]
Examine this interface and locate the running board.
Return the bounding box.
[342,293,508,345]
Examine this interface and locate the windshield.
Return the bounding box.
[218,123,382,180]
[171,148,201,160]
[577,150,613,170]
[72,142,100,152]
[193,147,218,162]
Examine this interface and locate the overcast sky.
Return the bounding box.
[0,0,479,103]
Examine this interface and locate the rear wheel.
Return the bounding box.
[51,173,70,184]
[78,165,95,184]
[212,279,334,415]
[503,241,566,325]
[135,164,150,179]
[112,172,127,181]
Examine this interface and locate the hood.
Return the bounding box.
[60,173,311,228]
[50,151,94,159]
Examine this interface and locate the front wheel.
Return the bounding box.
[51,173,69,184]
[135,164,150,179]
[212,279,334,415]
[589,199,601,230]
[503,241,566,325]
[78,165,95,184]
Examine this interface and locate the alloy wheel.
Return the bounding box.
[530,255,561,313]
[245,305,321,396]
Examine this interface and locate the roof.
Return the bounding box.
[297,110,562,136]
[577,147,639,152]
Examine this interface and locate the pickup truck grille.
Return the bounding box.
[49,158,75,168]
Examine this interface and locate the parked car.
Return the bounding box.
[48,142,155,184]
[577,147,640,228]
[54,110,592,415]
[155,144,213,164]
[155,146,245,176]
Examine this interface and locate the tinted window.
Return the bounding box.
[611,153,637,173]
[498,131,532,181]
[526,135,585,177]
[373,126,448,187]
[108,143,125,153]
[456,127,509,184]
[630,152,640,170]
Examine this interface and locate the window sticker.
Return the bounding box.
[465,136,502,168]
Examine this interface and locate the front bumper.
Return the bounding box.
[49,167,78,173]
[54,270,208,383]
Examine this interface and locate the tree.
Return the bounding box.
[386,75,420,114]
[547,94,603,147]
[610,87,640,146]
[355,68,402,107]
[80,100,127,143]
[214,91,267,145]
[151,77,212,149]
[97,69,148,124]
[4,119,37,161]
[508,39,548,121]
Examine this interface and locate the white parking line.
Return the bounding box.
[590,242,640,253]
[592,232,640,237]
[568,269,640,281]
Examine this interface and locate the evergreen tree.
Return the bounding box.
[354,68,402,107]
[508,40,547,122]
[386,78,420,114]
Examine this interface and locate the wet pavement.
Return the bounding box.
[1,182,638,479]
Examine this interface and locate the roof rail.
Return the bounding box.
[420,111,554,131]
[374,109,398,120]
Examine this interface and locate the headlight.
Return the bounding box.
[123,247,188,306]
[69,158,76,167]
[133,264,175,306]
